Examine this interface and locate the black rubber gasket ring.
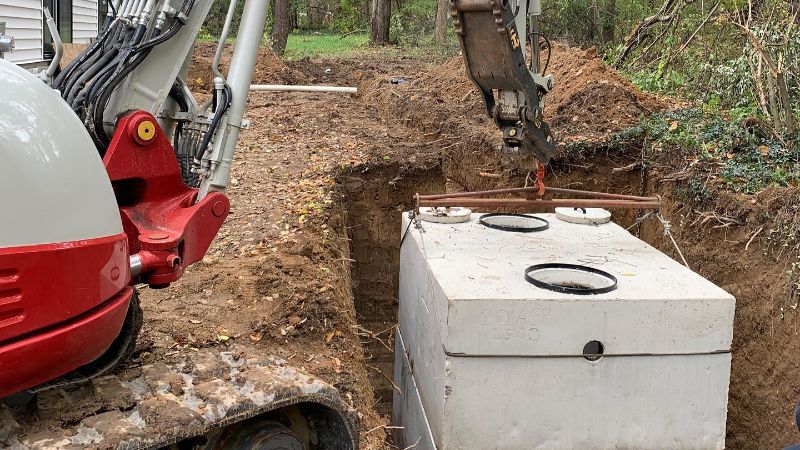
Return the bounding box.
[524,263,618,295]
[479,213,549,233]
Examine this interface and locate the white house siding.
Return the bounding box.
[0,0,44,64]
[72,0,97,44]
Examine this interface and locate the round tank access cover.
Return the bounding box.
[555,207,612,225]
[479,213,549,233]
[525,263,617,295]
[419,207,472,224]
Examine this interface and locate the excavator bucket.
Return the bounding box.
[451,0,557,164]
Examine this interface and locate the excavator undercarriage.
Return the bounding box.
[1,345,358,449]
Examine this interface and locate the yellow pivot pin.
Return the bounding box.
[137,120,156,142]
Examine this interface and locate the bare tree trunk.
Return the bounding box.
[602,0,616,43]
[767,71,784,130]
[434,0,450,44]
[777,71,795,133]
[592,1,602,42]
[733,13,795,133]
[370,0,391,45]
[290,5,298,30]
[271,0,290,55]
[658,2,719,79]
[754,55,770,116]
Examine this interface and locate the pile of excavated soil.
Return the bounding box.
[362,44,667,144]
[188,41,309,92]
[545,45,665,138]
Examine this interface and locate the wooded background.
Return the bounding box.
[204,0,799,135]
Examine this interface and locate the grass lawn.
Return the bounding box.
[197,29,455,60]
[284,32,369,59]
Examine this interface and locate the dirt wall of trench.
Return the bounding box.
[357,45,800,448]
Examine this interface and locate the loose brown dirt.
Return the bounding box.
[362,43,666,148]
[188,42,310,90]
[131,45,436,449]
[127,41,798,450]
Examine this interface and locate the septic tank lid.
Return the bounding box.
[479,213,549,233]
[419,207,472,224]
[524,263,618,295]
[555,207,612,225]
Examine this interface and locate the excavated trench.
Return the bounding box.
[338,164,445,417]
[334,141,799,448]
[334,147,646,420]
[313,39,796,448]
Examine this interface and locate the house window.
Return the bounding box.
[43,0,73,59]
[56,0,73,44]
[98,0,108,32]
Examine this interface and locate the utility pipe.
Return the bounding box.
[250,84,357,94]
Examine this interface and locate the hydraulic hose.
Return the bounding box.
[89,0,196,148]
[63,20,127,105]
[195,84,232,161]
[86,22,146,102]
[168,81,189,151]
[67,37,125,107]
[134,0,195,53]
[89,47,153,148]
[55,15,118,92]
[212,0,238,79]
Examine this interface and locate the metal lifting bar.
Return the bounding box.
[416,187,662,210]
[417,197,662,210]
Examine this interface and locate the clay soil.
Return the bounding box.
[130,41,800,449]
[134,42,437,450]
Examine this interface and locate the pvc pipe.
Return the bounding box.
[249,84,358,94]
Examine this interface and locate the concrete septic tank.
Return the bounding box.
[393,211,735,450]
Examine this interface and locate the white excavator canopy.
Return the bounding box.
[0,59,122,247]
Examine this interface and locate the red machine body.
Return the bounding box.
[0,111,229,398]
[105,111,230,288]
[0,237,132,396]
